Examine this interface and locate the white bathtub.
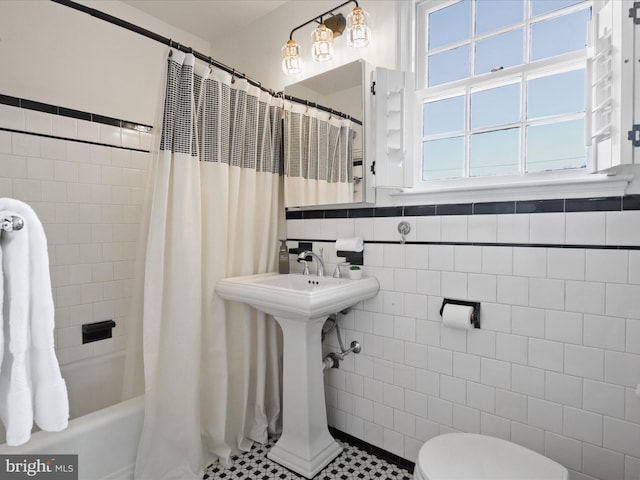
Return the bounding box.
[0,395,144,480]
[0,352,144,480]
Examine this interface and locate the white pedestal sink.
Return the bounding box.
[216,273,379,478]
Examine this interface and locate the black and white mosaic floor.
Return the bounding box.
[203,435,414,479]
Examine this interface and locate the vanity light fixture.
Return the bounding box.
[281,0,371,75]
[282,39,303,75]
[311,23,334,62]
[346,6,370,47]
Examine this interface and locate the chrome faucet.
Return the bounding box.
[297,250,325,277]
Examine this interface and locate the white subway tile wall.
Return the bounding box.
[312,211,640,480]
[0,104,150,366]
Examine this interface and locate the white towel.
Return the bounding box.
[335,237,364,252]
[0,199,69,445]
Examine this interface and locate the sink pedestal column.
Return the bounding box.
[268,314,342,478]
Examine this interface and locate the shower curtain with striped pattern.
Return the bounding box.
[283,102,354,207]
[135,49,284,480]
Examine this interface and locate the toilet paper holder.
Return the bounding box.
[440,298,481,329]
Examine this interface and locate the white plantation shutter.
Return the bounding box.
[589,0,636,170]
[373,67,414,188]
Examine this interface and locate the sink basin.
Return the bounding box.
[215,272,379,319]
[215,271,380,478]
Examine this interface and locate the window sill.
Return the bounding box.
[389,171,634,204]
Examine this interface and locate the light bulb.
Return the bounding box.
[311,24,334,62]
[346,6,371,48]
[281,39,303,75]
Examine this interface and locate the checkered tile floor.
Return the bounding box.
[203,436,413,479]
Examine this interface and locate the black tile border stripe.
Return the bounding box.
[0,127,150,153]
[287,238,640,251]
[329,427,416,474]
[0,94,153,132]
[286,194,640,220]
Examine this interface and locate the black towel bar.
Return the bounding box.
[82,320,116,344]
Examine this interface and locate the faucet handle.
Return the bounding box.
[298,258,310,275]
[333,262,351,278]
[297,250,311,261]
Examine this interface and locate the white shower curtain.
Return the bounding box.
[134,50,284,480]
[284,102,354,207]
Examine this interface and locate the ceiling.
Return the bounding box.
[122,0,290,44]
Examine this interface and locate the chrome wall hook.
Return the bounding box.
[1,215,24,233]
[397,221,411,244]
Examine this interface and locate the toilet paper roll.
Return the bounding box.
[442,304,474,330]
[335,237,364,252]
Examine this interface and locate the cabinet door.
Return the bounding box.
[589,0,635,170]
[372,67,413,188]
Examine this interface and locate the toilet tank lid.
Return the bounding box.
[416,433,569,480]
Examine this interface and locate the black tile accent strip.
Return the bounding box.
[0,127,150,153]
[623,195,640,210]
[473,201,516,215]
[0,94,20,107]
[403,204,436,216]
[287,238,640,251]
[285,210,304,219]
[375,206,403,217]
[21,99,58,115]
[565,196,621,212]
[59,106,92,122]
[0,94,153,132]
[324,208,350,218]
[286,192,640,220]
[436,203,473,215]
[329,427,416,474]
[92,113,122,127]
[348,207,375,218]
[515,198,564,213]
[303,210,325,219]
[289,241,313,256]
[337,250,364,265]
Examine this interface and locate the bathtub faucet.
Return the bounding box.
[297,251,325,277]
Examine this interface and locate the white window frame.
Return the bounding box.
[390,0,635,203]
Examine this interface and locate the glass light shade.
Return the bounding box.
[346,6,371,47]
[281,39,303,75]
[311,24,334,62]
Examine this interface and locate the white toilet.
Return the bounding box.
[413,433,569,480]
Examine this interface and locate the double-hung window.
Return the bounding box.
[415,0,594,185]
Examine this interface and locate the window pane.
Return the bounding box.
[526,119,586,172]
[474,29,524,76]
[423,137,465,180]
[470,129,520,177]
[424,96,465,136]
[428,46,471,86]
[527,69,585,119]
[471,83,520,129]
[476,0,523,35]
[428,0,471,50]
[530,9,591,61]
[531,0,585,17]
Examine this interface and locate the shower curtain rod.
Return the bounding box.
[282,93,363,126]
[50,0,360,124]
